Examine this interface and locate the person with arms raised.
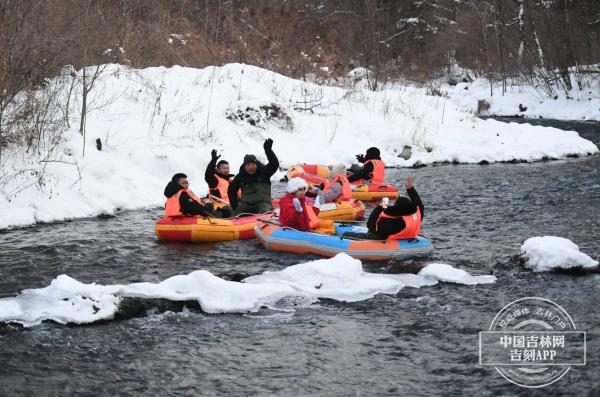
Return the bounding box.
[205,149,236,203]
[342,177,423,240]
[366,176,423,239]
[228,138,279,215]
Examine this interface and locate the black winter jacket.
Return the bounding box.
[348,152,382,183]
[228,148,279,209]
[163,181,213,217]
[204,158,234,199]
[367,187,424,238]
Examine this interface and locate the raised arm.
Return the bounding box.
[262,138,279,177]
[404,177,424,218]
[205,149,220,188]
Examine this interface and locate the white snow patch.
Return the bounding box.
[417,263,497,285]
[0,254,490,327]
[1,63,597,229]
[442,76,600,120]
[521,236,598,272]
[244,253,407,301]
[0,275,122,326]
[347,67,370,78]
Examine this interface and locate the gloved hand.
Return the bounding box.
[292,197,303,213]
[314,195,322,208]
[263,138,274,151]
[355,153,365,163]
[211,149,221,162]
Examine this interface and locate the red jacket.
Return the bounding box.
[279,193,320,231]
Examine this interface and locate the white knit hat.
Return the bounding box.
[286,177,308,193]
[329,163,346,179]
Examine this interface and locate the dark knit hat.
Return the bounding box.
[243,154,258,165]
[366,147,380,158]
[394,197,411,206]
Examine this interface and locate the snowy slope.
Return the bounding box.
[443,77,600,121]
[0,63,597,228]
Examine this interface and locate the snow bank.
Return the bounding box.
[1,63,597,228]
[417,263,497,285]
[0,275,122,326]
[244,254,409,301]
[443,77,600,121]
[0,254,492,327]
[521,236,599,272]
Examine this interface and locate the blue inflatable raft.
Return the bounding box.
[254,222,433,261]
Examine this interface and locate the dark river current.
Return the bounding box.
[0,118,598,396]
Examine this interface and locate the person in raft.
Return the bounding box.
[343,177,423,240]
[205,149,239,206]
[347,146,385,185]
[279,177,334,233]
[311,163,352,205]
[204,149,240,214]
[228,138,279,215]
[163,173,232,218]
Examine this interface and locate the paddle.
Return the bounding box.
[257,218,281,227]
[208,194,230,205]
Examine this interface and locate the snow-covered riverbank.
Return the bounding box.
[442,76,600,121]
[0,63,598,229]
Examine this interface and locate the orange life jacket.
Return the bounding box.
[364,159,385,185]
[323,175,352,201]
[164,189,204,217]
[210,174,241,204]
[213,174,232,203]
[305,205,321,230]
[375,207,422,240]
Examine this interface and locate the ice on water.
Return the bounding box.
[0,254,495,327]
[417,263,496,285]
[521,236,598,272]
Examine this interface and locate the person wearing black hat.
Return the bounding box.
[205,149,237,204]
[366,176,423,238]
[228,138,279,214]
[348,146,385,185]
[342,177,424,240]
[163,173,231,218]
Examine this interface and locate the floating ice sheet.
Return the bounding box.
[1,254,495,327]
[521,236,598,272]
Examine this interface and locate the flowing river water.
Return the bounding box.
[0,119,598,396]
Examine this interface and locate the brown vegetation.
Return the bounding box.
[1,0,599,158]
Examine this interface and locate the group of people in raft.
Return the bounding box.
[162,138,424,241]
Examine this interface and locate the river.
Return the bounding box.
[0,118,598,396]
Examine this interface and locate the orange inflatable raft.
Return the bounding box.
[155,213,275,242]
[350,184,400,202]
[287,164,399,202]
[272,197,365,221]
[287,164,331,185]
